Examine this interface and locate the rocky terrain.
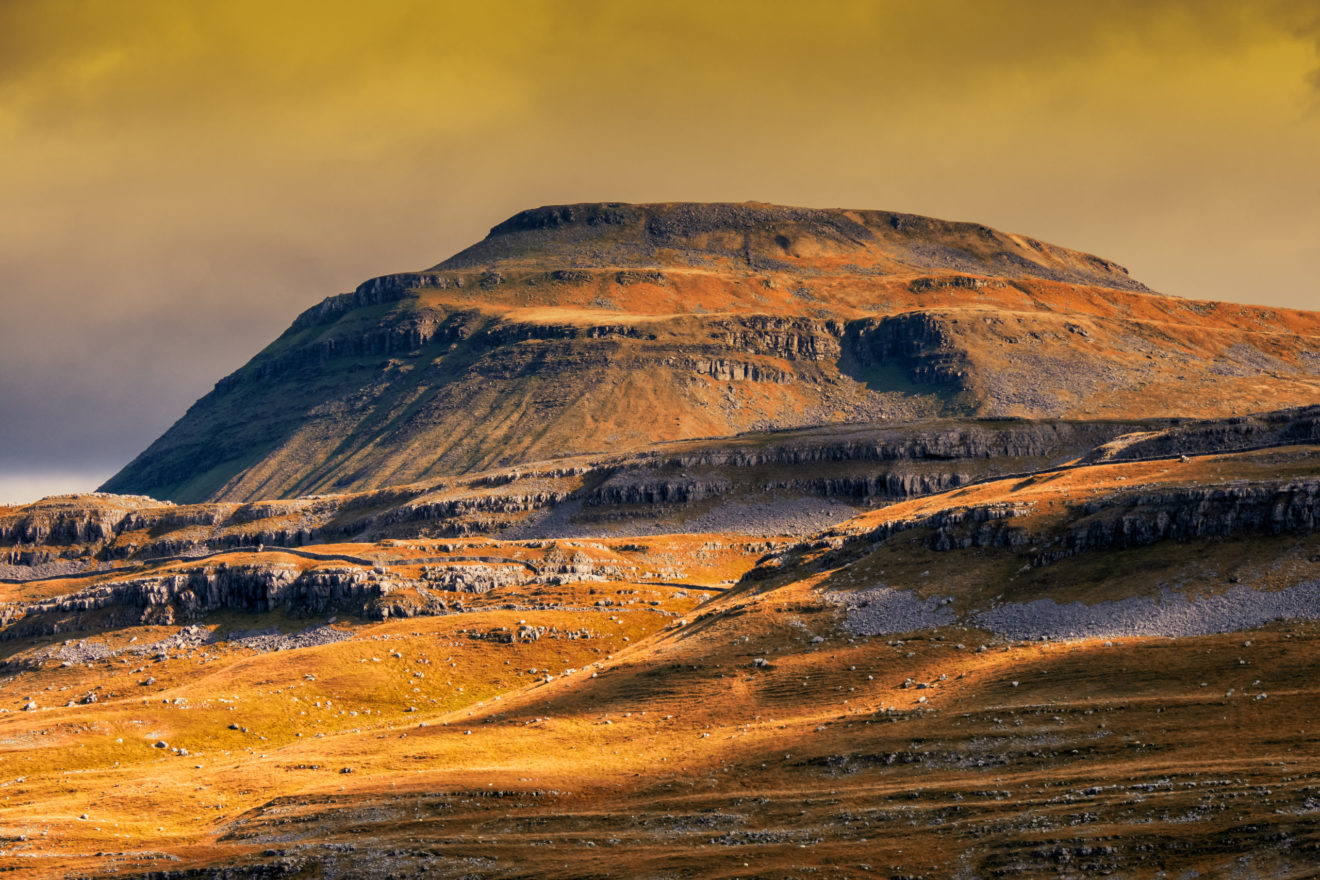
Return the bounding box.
[3,203,1320,879]
[1082,403,1320,463]
[4,404,1320,877]
[3,417,1147,578]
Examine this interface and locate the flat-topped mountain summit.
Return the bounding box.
[101,202,1320,502]
[431,201,1147,290]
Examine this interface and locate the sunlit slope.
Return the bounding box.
[4,556,1320,878]
[745,440,1320,639]
[8,418,1320,876]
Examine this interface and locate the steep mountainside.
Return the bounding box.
[101,202,1320,503]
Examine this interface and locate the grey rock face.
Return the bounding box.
[0,543,628,641]
[1084,405,1320,464]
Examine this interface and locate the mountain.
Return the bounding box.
[100,202,1320,503]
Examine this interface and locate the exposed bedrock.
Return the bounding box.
[257,309,971,393]
[818,479,1320,638]
[761,477,1320,590]
[865,479,1320,560]
[843,313,972,390]
[926,480,1320,561]
[0,563,384,640]
[4,420,1141,578]
[103,302,1104,503]
[368,490,575,536]
[225,311,967,397]
[0,545,629,640]
[1084,404,1320,464]
[664,421,1108,469]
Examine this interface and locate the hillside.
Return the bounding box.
[100,202,1320,502]
[5,408,1320,877]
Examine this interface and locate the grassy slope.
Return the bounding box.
[4,580,1319,878]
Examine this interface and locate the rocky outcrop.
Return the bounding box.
[751,502,1035,578]
[372,490,575,536]
[771,476,1320,587]
[708,317,844,361]
[768,471,971,502]
[0,562,351,637]
[897,479,1320,561]
[586,475,733,507]
[0,418,1155,580]
[0,496,165,545]
[0,561,418,640]
[922,479,1320,562]
[1024,480,1320,564]
[0,538,636,640]
[745,440,1320,597]
[279,273,469,338]
[663,421,1121,469]
[1083,405,1320,464]
[438,202,1151,291]
[845,313,973,390]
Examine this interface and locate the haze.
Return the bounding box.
[2,0,1318,504]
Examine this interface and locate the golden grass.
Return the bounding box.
[5,574,1319,877]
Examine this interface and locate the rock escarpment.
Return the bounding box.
[0,562,401,641]
[920,479,1320,561]
[432,202,1151,290]
[4,418,1146,580]
[1083,405,1320,464]
[752,441,1320,614]
[0,543,637,642]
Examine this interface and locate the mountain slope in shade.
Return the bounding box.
[100,202,1320,503]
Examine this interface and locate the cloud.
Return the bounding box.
[0,469,115,507]
[0,0,1317,494]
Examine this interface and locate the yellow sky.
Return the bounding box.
[1,0,1318,492]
